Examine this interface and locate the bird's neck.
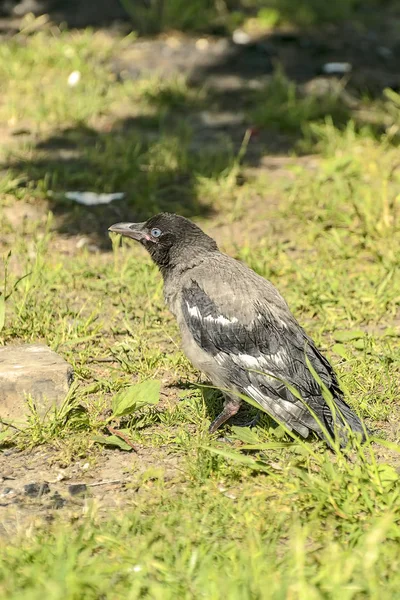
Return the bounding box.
[159,248,216,279]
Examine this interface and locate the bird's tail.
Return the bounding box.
[320,397,367,448]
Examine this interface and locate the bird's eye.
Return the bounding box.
[151,227,162,238]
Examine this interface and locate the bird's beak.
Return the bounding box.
[108,222,149,241]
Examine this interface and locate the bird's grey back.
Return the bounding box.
[164,251,292,325]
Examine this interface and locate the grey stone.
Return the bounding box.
[68,484,87,496]
[0,344,73,422]
[24,482,50,498]
[50,492,67,509]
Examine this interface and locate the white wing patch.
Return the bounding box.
[229,350,288,372]
[186,301,239,326]
[270,349,287,368]
[204,314,239,326]
[237,354,260,368]
[186,303,202,319]
[277,318,288,330]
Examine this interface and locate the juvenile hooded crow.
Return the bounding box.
[109,213,365,446]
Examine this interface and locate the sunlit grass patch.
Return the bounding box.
[250,68,350,135]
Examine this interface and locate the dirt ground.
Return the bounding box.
[0,443,183,537]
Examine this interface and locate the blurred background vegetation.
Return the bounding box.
[0,0,396,31]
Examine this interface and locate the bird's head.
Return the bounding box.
[108,213,218,270]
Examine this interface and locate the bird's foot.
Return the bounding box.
[208,400,241,434]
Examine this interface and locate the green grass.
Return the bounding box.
[250,69,351,135]
[1,472,400,599]
[0,26,400,599]
[119,0,397,32]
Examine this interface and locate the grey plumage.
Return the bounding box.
[109,213,366,446]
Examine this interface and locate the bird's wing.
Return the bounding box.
[181,280,343,437]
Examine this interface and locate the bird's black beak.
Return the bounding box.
[108,222,149,242]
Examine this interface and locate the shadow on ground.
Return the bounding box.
[3,10,400,245]
[3,116,234,247]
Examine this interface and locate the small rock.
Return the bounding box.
[76,237,90,249]
[195,38,209,51]
[232,30,251,46]
[1,449,18,457]
[50,492,66,509]
[322,62,352,75]
[68,484,87,496]
[24,482,50,498]
[0,344,73,423]
[0,486,18,505]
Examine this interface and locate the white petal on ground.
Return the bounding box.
[67,70,81,86]
[322,62,352,75]
[65,192,125,206]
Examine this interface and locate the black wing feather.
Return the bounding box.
[182,281,364,441]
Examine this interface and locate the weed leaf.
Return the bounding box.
[201,445,271,473]
[332,343,350,359]
[92,434,133,452]
[230,426,261,444]
[334,330,365,342]
[112,379,161,417]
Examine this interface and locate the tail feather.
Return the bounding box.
[320,396,367,447]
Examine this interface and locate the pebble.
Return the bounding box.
[76,237,89,249]
[50,492,67,509]
[68,484,87,496]
[232,30,251,46]
[322,62,352,75]
[24,482,50,498]
[196,38,209,51]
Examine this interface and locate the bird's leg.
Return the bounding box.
[209,396,241,434]
[241,412,261,428]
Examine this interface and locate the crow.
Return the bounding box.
[109,213,365,446]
